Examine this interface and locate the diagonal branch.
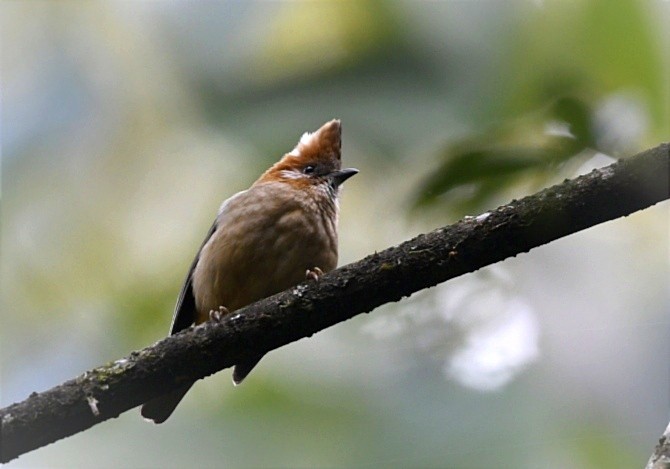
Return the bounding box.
[647,421,670,469]
[1,143,668,463]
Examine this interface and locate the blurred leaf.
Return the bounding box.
[412,97,592,214]
[414,147,542,206]
[550,96,596,148]
[425,0,666,219]
[500,0,665,139]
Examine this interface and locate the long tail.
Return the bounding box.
[140,383,193,424]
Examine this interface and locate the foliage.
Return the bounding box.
[412,0,665,216]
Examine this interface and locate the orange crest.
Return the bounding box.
[257,120,342,184]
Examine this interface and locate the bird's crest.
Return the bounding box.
[256,120,342,184]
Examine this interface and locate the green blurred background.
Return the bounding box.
[2,1,668,467]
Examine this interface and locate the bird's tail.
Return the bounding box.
[141,383,193,424]
[232,354,264,385]
[141,355,264,422]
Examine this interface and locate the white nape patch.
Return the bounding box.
[288,130,318,156]
[299,131,315,146]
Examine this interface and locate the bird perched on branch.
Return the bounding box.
[141,119,357,423]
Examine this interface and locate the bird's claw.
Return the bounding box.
[209,305,230,322]
[305,267,324,282]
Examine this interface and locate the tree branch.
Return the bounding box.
[647,421,670,469]
[1,143,668,463]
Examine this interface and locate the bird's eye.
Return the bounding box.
[303,165,316,175]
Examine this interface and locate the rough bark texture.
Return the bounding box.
[647,422,670,469]
[1,143,668,463]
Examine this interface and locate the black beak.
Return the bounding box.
[330,168,359,187]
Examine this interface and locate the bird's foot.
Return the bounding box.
[305,267,325,282]
[209,305,230,322]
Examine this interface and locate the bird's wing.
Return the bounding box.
[168,189,250,335]
[168,218,218,335]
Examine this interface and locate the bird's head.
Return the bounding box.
[256,119,358,194]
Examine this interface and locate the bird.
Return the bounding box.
[141,119,357,423]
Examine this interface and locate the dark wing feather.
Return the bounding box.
[142,217,221,423]
[169,218,218,335]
